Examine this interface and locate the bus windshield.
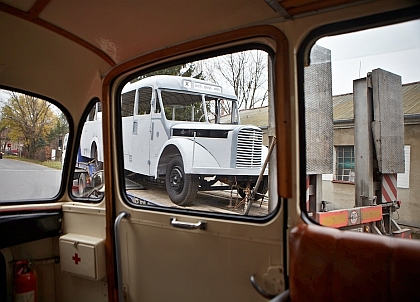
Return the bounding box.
[160,90,238,124]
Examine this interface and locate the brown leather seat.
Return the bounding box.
[289,224,420,302]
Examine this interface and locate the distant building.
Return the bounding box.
[237,106,269,145]
[325,81,420,228]
[238,81,420,227]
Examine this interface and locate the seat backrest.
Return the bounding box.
[289,224,420,302]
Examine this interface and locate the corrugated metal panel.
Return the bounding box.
[333,93,354,120]
[237,106,268,128]
[222,82,419,127]
[402,82,420,115]
[333,81,420,120]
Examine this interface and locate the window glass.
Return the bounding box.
[304,19,420,235]
[119,49,277,217]
[161,91,204,122]
[0,90,68,202]
[137,87,152,115]
[121,90,135,117]
[71,100,104,200]
[335,146,355,182]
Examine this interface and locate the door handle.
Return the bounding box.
[114,211,130,302]
[170,217,206,230]
[250,274,277,299]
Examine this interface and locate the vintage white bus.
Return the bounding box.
[1,1,420,302]
[80,75,268,205]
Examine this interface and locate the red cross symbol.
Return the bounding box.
[72,253,81,265]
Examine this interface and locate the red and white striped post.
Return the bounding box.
[381,174,397,203]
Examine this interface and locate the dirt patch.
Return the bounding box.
[401,225,420,240]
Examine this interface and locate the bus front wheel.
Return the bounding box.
[165,156,198,206]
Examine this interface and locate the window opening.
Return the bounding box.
[0,90,68,202]
[303,19,420,237]
[71,100,104,201]
[118,49,277,218]
[137,87,152,115]
[121,90,135,117]
[335,146,355,182]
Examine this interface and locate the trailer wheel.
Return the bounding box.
[165,156,198,206]
[238,176,268,201]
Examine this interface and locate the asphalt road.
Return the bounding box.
[0,158,62,202]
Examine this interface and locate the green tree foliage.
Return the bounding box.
[0,92,67,159]
[47,112,69,144]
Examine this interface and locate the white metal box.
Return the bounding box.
[59,233,106,280]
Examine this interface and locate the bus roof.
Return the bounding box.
[122,75,237,99]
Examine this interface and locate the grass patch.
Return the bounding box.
[2,155,63,170]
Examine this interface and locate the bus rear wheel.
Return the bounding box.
[165,155,198,206]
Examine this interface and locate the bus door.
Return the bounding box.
[113,47,288,302]
[149,88,168,176]
[131,86,153,175]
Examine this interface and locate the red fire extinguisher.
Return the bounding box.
[14,260,37,302]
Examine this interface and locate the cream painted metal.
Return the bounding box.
[110,43,284,301]
[59,234,106,280]
[1,1,417,302]
[114,210,285,301]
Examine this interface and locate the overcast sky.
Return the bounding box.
[316,19,420,95]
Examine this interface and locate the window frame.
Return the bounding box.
[102,28,291,223]
[0,85,73,206]
[297,6,420,222]
[69,97,104,203]
[334,145,355,183]
[115,45,277,221]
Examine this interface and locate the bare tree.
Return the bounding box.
[203,50,268,111]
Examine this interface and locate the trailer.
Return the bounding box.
[305,50,411,237]
[72,148,104,198]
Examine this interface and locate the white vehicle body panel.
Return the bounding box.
[80,75,267,183]
[80,103,103,162]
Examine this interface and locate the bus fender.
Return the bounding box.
[155,138,219,177]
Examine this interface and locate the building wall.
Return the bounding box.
[398,123,420,227]
[322,123,420,228]
[322,127,355,210]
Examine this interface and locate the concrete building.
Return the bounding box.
[239,81,420,228]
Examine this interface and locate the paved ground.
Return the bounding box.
[126,179,269,217]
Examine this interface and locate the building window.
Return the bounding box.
[335,146,355,182]
[397,145,410,189]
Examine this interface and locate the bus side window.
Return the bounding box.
[121,90,135,117]
[87,105,96,121]
[155,90,161,114]
[137,87,152,115]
